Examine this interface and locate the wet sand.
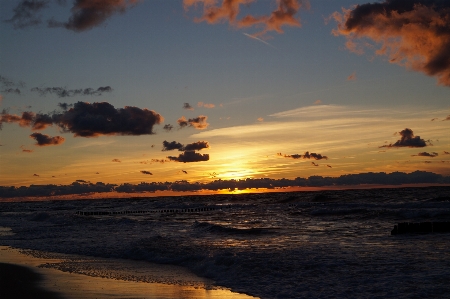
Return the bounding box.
[0,246,258,299]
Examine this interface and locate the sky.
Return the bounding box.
[0,0,449,197]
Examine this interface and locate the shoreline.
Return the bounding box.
[0,246,258,299]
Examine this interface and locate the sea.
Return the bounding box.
[1,186,450,299]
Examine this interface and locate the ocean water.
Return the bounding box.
[1,186,450,299]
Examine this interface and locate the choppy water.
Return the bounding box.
[1,186,450,299]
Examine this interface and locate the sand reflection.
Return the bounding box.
[0,246,258,299]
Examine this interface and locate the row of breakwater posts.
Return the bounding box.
[75,205,234,216]
[391,222,450,235]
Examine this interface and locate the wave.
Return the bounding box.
[193,221,278,235]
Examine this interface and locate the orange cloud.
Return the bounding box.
[183,0,309,36]
[198,102,215,108]
[20,145,33,153]
[332,1,450,86]
[178,115,209,129]
[347,71,356,81]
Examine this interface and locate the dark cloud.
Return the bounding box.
[183,141,210,151]
[167,151,210,163]
[412,152,438,157]
[162,140,210,152]
[327,165,332,168]
[58,102,74,110]
[1,101,163,137]
[163,124,173,132]
[182,170,188,174]
[140,170,153,175]
[0,75,16,87]
[31,86,113,97]
[278,151,328,160]
[380,128,428,148]
[0,181,117,198]
[162,140,184,151]
[2,88,21,94]
[6,0,139,32]
[112,159,121,163]
[4,0,49,29]
[332,0,450,86]
[177,115,209,129]
[30,132,65,146]
[62,0,139,32]
[183,103,194,110]
[311,162,319,166]
[444,151,450,155]
[33,113,53,130]
[443,115,450,121]
[53,101,164,137]
[0,75,25,94]
[33,174,39,176]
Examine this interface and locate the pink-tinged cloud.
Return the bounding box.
[198,102,215,108]
[380,128,428,148]
[0,111,53,130]
[0,111,33,128]
[177,115,209,129]
[347,71,356,81]
[184,0,309,36]
[20,145,33,153]
[332,0,450,86]
[30,133,65,146]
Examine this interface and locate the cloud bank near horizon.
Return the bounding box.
[1,170,448,198]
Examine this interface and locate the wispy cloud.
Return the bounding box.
[243,33,276,49]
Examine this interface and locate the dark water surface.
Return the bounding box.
[1,186,450,298]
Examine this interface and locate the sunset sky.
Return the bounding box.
[1,0,449,193]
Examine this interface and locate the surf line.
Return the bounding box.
[75,205,234,216]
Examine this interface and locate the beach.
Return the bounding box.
[0,246,257,299]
